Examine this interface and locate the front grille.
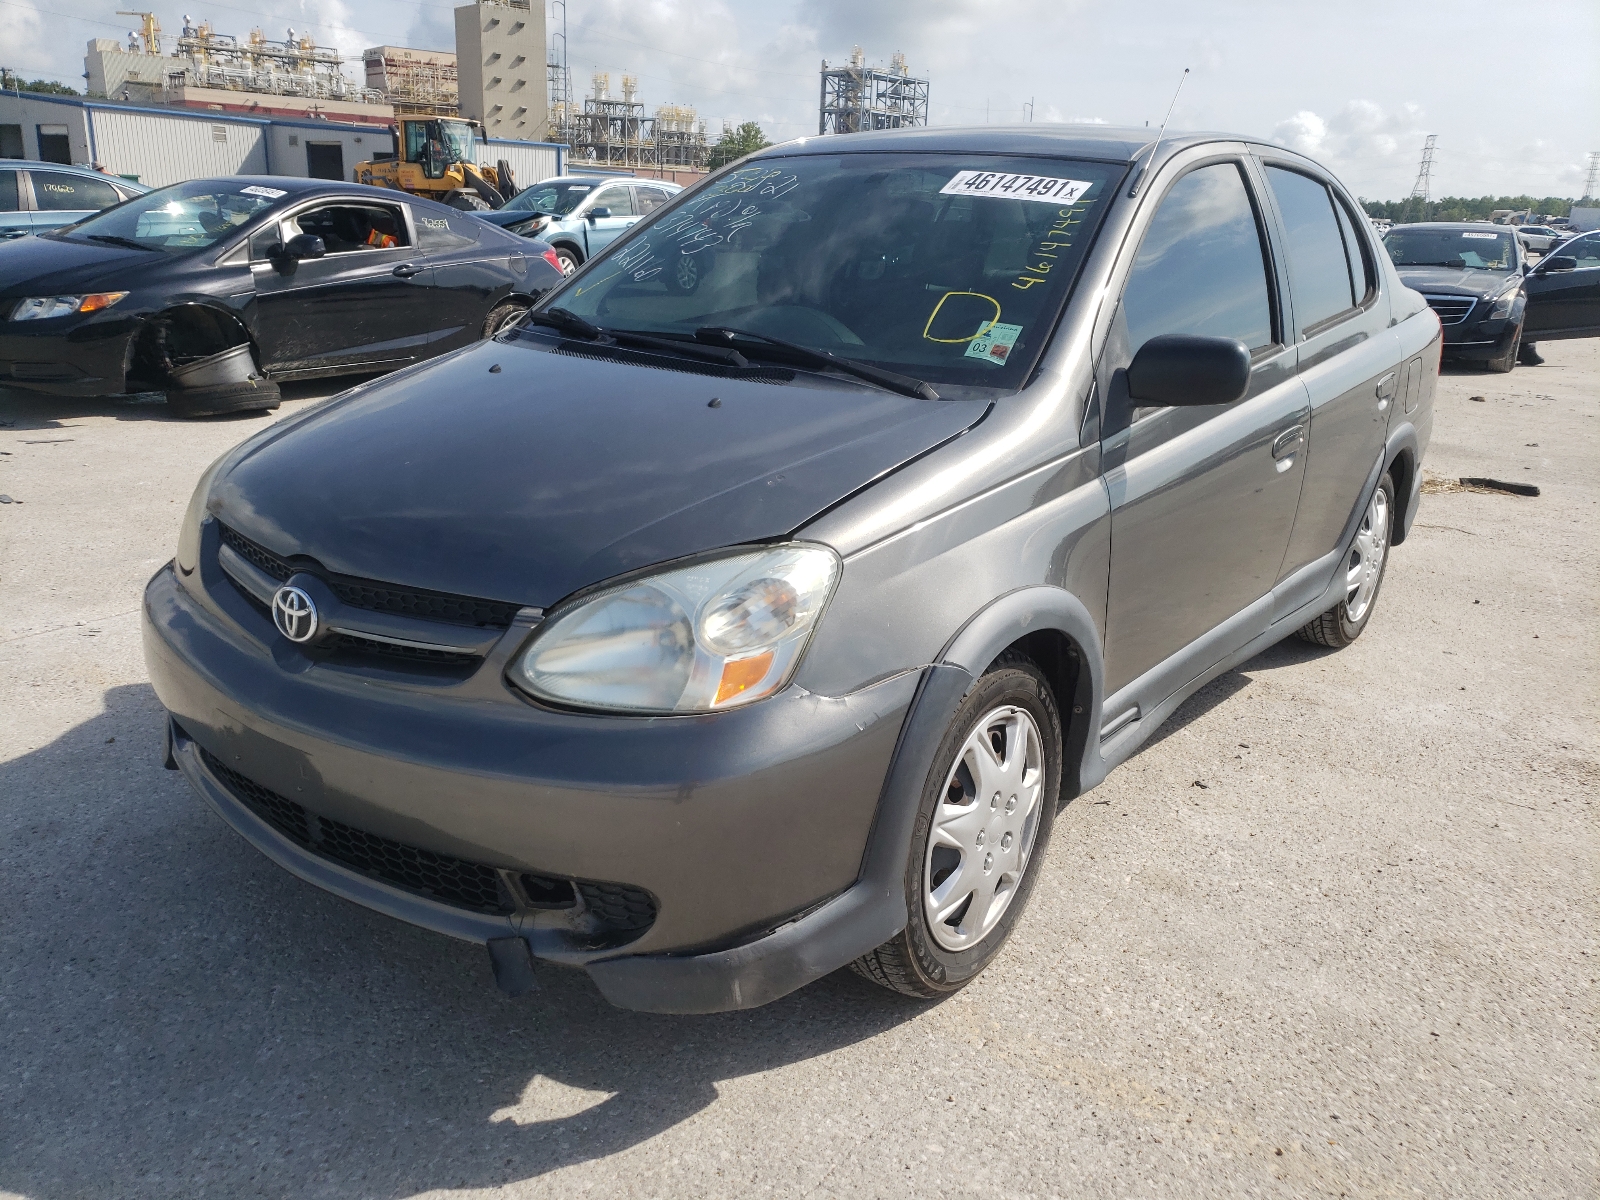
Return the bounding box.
[219,524,521,628]
[1423,295,1476,326]
[200,748,658,938]
[203,747,512,914]
[327,632,478,668]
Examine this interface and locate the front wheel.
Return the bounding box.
[1296,471,1394,648]
[1485,322,1522,373]
[851,651,1061,999]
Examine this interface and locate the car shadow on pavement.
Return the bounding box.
[0,683,927,1199]
[0,377,382,429]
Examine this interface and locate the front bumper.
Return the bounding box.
[0,311,137,395]
[142,560,922,1011]
[1437,304,1521,361]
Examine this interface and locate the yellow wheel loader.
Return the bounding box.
[355,118,519,211]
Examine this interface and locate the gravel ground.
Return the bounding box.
[1,343,1595,1200]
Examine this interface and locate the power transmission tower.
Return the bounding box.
[1583,151,1599,204]
[1403,134,1437,222]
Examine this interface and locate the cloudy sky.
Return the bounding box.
[5,0,1595,198]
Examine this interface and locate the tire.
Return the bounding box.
[851,651,1062,999]
[1295,471,1394,648]
[166,378,281,419]
[445,190,491,212]
[553,246,580,276]
[1485,322,1521,373]
[665,252,705,294]
[483,299,529,338]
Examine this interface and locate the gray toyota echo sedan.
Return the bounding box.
[143,126,1440,1013]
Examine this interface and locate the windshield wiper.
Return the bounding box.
[83,233,157,252]
[526,308,748,366]
[694,327,939,400]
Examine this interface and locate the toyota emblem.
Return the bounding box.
[271,584,319,643]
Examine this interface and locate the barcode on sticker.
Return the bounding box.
[939,171,1094,205]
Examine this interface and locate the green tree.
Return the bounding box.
[0,71,78,95]
[707,121,770,171]
[1361,195,1574,223]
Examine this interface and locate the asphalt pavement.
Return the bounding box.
[1,344,1595,1199]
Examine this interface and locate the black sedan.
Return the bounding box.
[1382,222,1531,371]
[0,176,564,416]
[1522,229,1600,356]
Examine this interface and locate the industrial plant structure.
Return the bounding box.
[819,48,929,135]
[85,12,391,124]
[363,46,458,118]
[551,73,709,173]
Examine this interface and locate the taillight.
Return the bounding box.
[541,248,562,272]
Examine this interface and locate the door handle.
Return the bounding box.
[392,263,422,278]
[1376,372,1396,409]
[1271,425,1305,468]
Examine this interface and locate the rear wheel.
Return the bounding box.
[1296,472,1394,648]
[553,246,580,276]
[851,652,1061,999]
[483,299,529,338]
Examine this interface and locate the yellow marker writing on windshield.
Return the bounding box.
[923,291,1002,343]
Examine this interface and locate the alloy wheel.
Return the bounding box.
[923,705,1045,952]
[1344,485,1389,622]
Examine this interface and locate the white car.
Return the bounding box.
[1515,225,1564,254]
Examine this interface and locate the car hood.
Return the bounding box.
[475,210,540,229]
[0,233,158,299]
[1392,264,1516,297]
[214,337,989,609]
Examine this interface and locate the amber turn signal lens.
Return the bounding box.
[78,292,129,314]
[714,652,774,705]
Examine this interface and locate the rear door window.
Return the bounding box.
[635,186,672,215]
[1265,166,1360,331]
[31,170,121,212]
[594,185,635,216]
[1121,161,1276,356]
[0,169,18,212]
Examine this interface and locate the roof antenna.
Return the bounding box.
[1129,67,1189,198]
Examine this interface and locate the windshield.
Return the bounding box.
[1384,227,1516,271]
[538,154,1123,391]
[52,179,285,252]
[437,120,477,164]
[502,180,596,215]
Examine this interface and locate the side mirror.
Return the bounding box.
[1538,255,1577,273]
[1126,334,1252,408]
[587,207,611,222]
[269,234,326,264]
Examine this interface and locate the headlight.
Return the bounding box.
[10,292,128,321]
[508,544,841,713]
[1488,286,1521,319]
[175,451,229,575]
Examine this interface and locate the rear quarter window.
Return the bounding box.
[414,208,481,250]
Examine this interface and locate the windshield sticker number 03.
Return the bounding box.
[939,171,1095,205]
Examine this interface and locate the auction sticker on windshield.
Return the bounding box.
[240,186,287,199]
[1461,232,1499,239]
[965,322,1024,363]
[939,171,1094,204]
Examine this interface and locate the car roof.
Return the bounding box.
[538,174,680,189]
[753,124,1255,165]
[2,160,149,189]
[1388,221,1517,231]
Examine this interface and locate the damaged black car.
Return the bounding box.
[0,176,563,416]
